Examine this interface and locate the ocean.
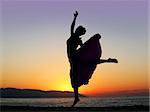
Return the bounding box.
[0,95,149,107]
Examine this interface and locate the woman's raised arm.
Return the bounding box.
[71,11,78,35]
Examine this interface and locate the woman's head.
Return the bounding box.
[75,26,86,36]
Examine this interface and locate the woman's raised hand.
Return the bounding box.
[74,11,78,18]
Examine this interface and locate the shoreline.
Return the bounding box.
[1,105,149,112]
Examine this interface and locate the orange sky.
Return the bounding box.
[1,54,149,96]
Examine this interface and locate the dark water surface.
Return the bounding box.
[1,95,149,107]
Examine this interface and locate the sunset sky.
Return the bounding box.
[1,0,149,96]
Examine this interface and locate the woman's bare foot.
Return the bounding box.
[71,98,80,107]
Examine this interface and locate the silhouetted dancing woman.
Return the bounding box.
[67,11,118,107]
[67,11,86,107]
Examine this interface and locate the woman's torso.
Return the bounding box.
[67,34,82,63]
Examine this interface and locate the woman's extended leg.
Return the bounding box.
[97,58,118,64]
[72,87,80,107]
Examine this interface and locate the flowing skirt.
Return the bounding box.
[70,34,101,88]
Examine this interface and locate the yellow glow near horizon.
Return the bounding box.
[1,55,149,96]
[58,83,73,92]
[1,54,149,96]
